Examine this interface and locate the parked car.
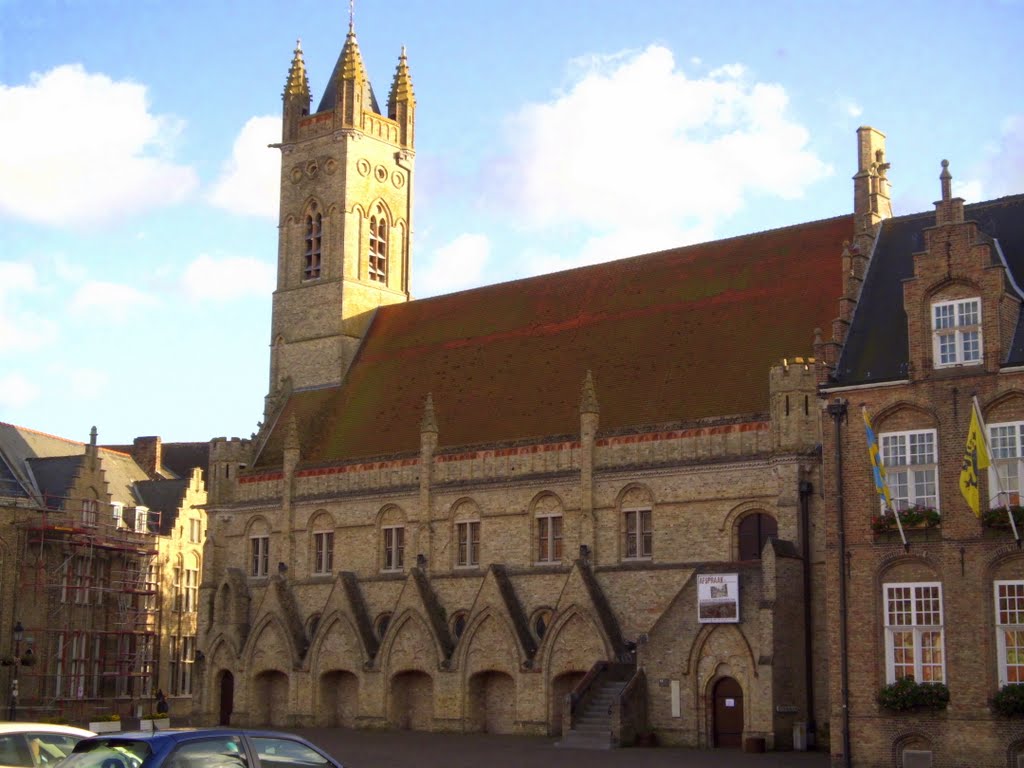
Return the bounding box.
[59,730,342,768]
[0,723,96,768]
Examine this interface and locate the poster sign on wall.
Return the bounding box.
[697,573,739,623]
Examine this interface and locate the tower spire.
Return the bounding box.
[349,0,355,33]
[388,45,416,147]
[284,39,310,98]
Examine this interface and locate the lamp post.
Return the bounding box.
[8,621,23,721]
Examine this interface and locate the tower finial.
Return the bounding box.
[349,0,355,33]
[940,159,952,202]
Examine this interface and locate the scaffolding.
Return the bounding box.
[9,494,163,721]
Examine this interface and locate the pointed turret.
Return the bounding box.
[317,23,380,124]
[282,40,311,141]
[388,46,416,148]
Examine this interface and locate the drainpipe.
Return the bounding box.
[827,398,852,768]
[798,478,816,747]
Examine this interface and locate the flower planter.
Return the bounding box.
[88,721,121,733]
[139,718,170,731]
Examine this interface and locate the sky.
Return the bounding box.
[1,0,1022,447]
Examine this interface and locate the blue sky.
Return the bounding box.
[1,0,1022,446]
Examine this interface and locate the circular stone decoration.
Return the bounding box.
[392,171,405,188]
[290,167,303,184]
[324,158,338,175]
[374,165,388,182]
[356,159,371,176]
[305,161,319,177]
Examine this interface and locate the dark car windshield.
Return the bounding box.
[62,739,153,768]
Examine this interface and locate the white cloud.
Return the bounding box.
[68,281,157,321]
[979,114,1024,199]
[0,261,58,352]
[0,372,39,409]
[490,45,830,266]
[416,234,491,297]
[839,98,863,118]
[0,64,198,227]
[181,254,275,301]
[207,116,280,218]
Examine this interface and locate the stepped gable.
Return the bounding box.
[256,215,851,467]
[833,194,1024,386]
[135,479,189,534]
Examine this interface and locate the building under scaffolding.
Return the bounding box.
[0,423,208,723]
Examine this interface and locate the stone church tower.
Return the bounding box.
[269,24,415,394]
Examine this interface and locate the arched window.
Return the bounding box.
[304,204,322,280]
[375,612,391,640]
[368,204,388,283]
[532,608,553,641]
[451,612,468,640]
[737,513,778,560]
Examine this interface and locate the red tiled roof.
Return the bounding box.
[257,215,852,467]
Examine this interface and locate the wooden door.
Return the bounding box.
[712,677,743,748]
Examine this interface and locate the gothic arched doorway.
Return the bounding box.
[712,677,743,747]
[218,671,234,725]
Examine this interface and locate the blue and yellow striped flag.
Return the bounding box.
[863,408,892,511]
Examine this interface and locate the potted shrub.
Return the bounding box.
[872,506,941,533]
[982,506,1024,530]
[88,714,121,733]
[139,713,170,731]
[878,676,950,712]
[992,684,1024,717]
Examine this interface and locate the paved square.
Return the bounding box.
[289,728,831,768]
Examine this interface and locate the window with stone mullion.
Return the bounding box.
[881,430,938,511]
[883,582,945,683]
[996,580,1024,685]
[990,422,1024,506]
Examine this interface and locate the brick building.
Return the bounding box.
[196,26,839,748]
[0,425,207,722]
[820,130,1024,766]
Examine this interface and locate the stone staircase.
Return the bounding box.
[557,679,627,750]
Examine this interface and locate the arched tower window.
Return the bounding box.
[737,513,778,560]
[304,204,322,280]
[369,203,388,283]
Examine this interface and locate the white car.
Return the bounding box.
[0,724,95,768]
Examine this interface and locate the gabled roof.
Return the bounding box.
[832,194,1024,386]
[26,456,81,507]
[135,479,189,535]
[257,214,852,467]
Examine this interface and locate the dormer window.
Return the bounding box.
[369,204,388,283]
[304,205,322,280]
[932,298,981,367]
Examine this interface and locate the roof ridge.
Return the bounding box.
[0,421,84,446]
[890,192,1024,224]
[399,213,854,307]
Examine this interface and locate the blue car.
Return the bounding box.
[59,730,342,768]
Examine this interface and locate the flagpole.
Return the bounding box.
[973,396,1021,547]
[862,407,907,549]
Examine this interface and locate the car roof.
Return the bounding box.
[84,729,314,743]
[0,724,95,737]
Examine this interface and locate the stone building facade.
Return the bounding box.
[196,24,845,749]
[820,135,1024,766]
[0,425,208,722]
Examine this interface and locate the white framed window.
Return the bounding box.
[989,421,1024,506]
[537,514,563,564]
[456,520,480,567]
[250,535,269,577]
[383,526,404,572]
[134,506,149,533]
[883,582,945,683]
[996,580,1024,686]
[82,499,98,527]
[314,530,334,575]
[624,508,652,559]
[933,297,981,367]
[111,502,124,528]
[172,560,182,612]
[168,636,179,695]
[144,561,158,611]
[184,562,199,612]
[880,430,938,510]
[180,635,195,695]
[189,518,202,543]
